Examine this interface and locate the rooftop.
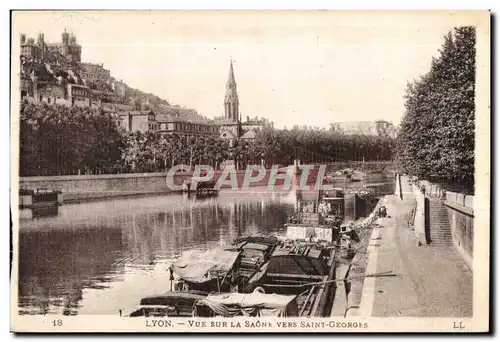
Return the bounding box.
[154,105,215,124]
[213,116,239,125]
[116,110,152,116]
[102,103,134,111]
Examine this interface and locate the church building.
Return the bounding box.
[215,60,274,140]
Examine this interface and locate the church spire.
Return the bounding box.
[227,59,236,85]
[224,59,239,122]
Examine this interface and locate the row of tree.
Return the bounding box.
[19,102,395,176]
[106,128,395,173]
[19,102,125,176]
[396,27,475,193]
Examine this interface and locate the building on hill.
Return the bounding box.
[18,30,214,130]
[30,79,66,105]
[116,110,156,133]
[214,60,274,141]
[155,112,219,136]
[79,62,111,83]
[101,102,134,112]
[153,105,218,136]
[19,29,175,114]
[115,106,218,136]
[21,34,46,60]
[112,80,128,97]
[330,120,397,138]
[67,83,92,107]
[28,79,95,108]
[46,29,82,63]
[21,29,81,63]
[20,58,96,108]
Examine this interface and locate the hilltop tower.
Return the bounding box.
[224,59,240,123]
[37,32,47,60]
[37,32,44,47]
[61,28,70,56]
[69,33,77,45]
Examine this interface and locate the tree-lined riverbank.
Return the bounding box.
[19,101,395,177]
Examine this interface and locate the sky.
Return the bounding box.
[12,11,484,129]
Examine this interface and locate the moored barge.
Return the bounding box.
[19,188,63,209]
[123,187,347,318]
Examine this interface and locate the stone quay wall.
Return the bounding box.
[445,191,474,271]
[396,174,474,270]
[18,166,320,203]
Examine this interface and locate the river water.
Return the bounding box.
[17,180,394,316]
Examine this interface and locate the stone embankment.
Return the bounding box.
[338,193,472,318]
[330,198,384,317]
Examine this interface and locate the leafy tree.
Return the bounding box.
[20,105,396,176]
[396,27,475,193]
[19,102,125,176]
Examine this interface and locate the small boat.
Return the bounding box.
[19,188,63,209]
[182,179,219,198]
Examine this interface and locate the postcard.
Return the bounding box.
[10,10,490,333]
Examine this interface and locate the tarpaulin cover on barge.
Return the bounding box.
[170,248,240,283]
[194,292,299,317]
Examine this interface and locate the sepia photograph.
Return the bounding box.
[9,9,490,333]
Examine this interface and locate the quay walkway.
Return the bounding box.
[355,195,473,317]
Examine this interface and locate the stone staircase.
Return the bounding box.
[427,197,453,246]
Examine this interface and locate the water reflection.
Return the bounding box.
[18,189,295,315]
[19,206,59,220]
[18,226,124,315]
[18,178,395,315]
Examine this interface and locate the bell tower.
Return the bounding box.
[61,28,70,56]
[224,59,240,123]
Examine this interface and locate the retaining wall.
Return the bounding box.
[396,174,474,270]
[18,167,317,203]
[19,172,179,202]
[445,191,474,271]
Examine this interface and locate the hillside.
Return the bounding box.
[21,55,171,106]
[125,87,170,107]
